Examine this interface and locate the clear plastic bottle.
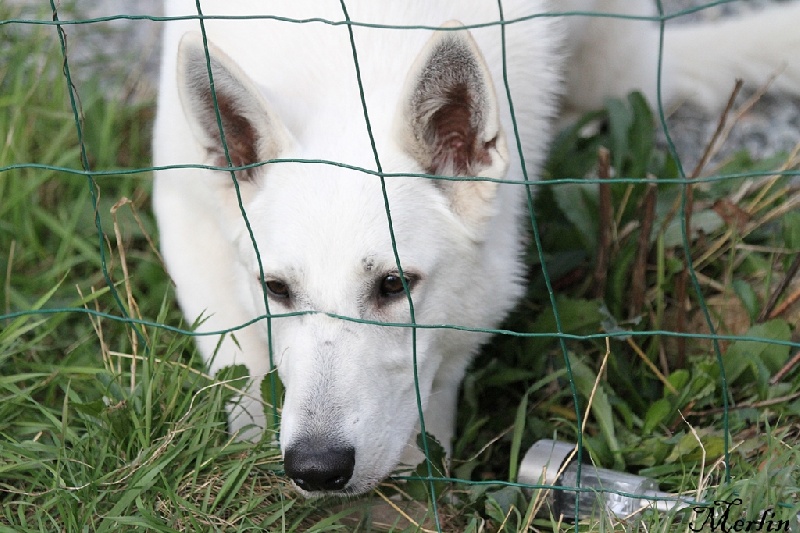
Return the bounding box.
[518,439,690,520]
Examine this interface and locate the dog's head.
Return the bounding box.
[175,24,512,496]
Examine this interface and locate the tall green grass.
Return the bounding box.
[2,4,799,532]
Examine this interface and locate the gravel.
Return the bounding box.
[662,0,800,169]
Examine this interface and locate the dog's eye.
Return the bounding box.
[378,273,415,299]
[261,278,290,299]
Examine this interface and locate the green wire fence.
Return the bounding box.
[1,1,799,531]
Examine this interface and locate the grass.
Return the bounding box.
[2,3,799,532]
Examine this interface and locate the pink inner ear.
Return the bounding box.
[427,84,493,177]
[204,91,260,180]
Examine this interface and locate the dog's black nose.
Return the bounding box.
[284,439,355,492]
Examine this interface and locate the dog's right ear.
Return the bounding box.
[177,32,291,180]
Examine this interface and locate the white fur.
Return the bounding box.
[559,1,800,114]
[153,0,800,495]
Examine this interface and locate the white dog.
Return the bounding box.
[153,1,800,495]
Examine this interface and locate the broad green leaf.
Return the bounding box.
[626,91,655,178]
[552,182,598,254]
[782,210,800,250]
[605,96,633,171]
[723,320,791,394]
[485,486,522,525]
[643,398,672,434]
[527,297,604,356]
[667,369,690,392]
[662,209,724,248]
[567,354,620,466]
[509,392,528,482]
[665,432,701,463]
[732,280,758,323]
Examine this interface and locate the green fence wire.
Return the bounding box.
[1,1,799,531]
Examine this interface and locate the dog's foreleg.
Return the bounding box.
[396,370,462,474]
[421,373,463,459]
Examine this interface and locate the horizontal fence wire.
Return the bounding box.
[1,1,799,531]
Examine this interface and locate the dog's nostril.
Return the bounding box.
[284,440,355,492]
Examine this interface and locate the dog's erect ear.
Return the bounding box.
[395,22,508,226]
[177,32,290,180]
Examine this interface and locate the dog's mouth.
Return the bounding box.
[293,483,361,498]
[290,475,382,498]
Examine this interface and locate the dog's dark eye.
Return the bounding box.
[378,273,415,299]
[263,279,290,299]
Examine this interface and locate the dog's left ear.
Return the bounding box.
[395,22,508,227]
